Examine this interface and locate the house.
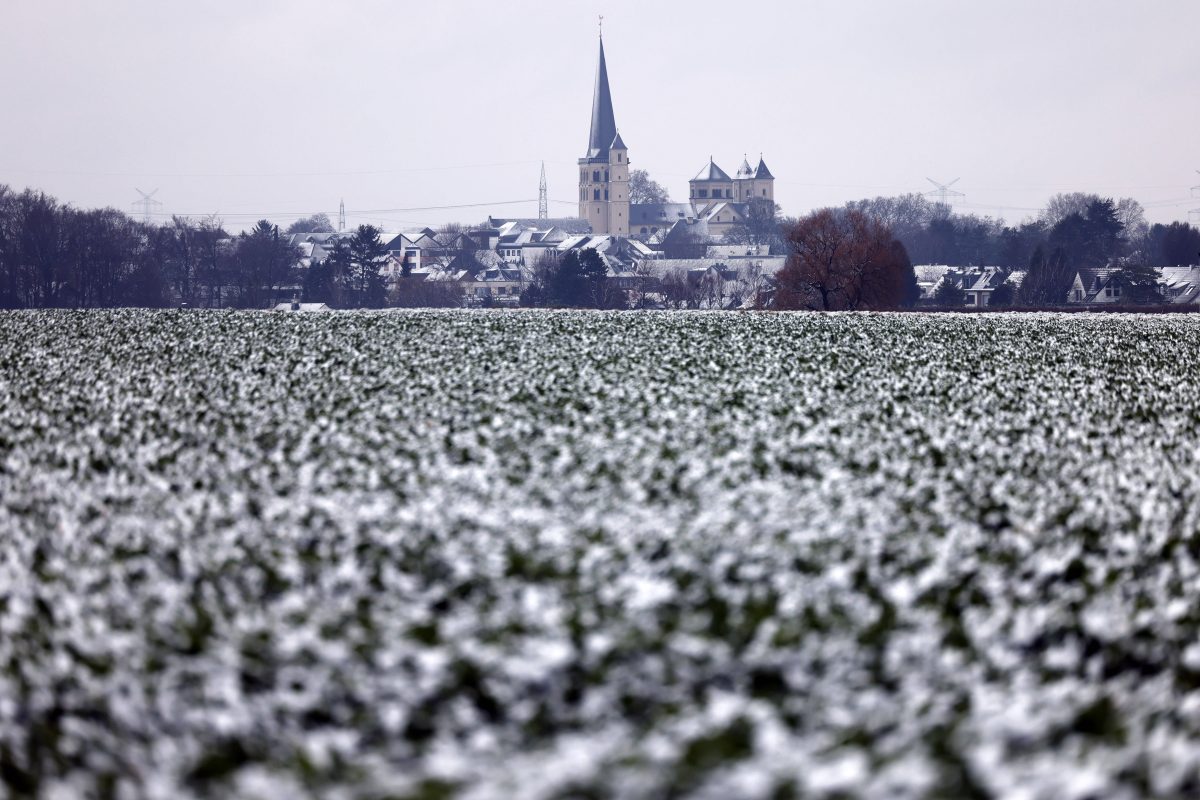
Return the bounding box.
[1067,269,1124,304]
[380,231,441,274]
[465,266,529,305]
[921,266,1019,307]
[491,222,575,266]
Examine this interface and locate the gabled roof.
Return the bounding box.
[1159,266,1200,302]
[693,159,731,182]
[610,131,627,151]
[558,234,615,253]
[380,233,417,251]
[488,216,592,235]
[708,244,770,258]
[703,202,746,221]
[754,157,774,179]
[630,202,696,225]
[663,217,710,240]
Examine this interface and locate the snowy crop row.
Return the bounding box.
[3,309,1200,798]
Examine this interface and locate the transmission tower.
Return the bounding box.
[132,188,162,224]
[538,162,549,220]
[339,198,346,232]
[924,177,964,211]
[1190,170,1200,225]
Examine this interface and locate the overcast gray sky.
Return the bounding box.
[2,0,1197,232]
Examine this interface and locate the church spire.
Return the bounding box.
[586,35,618,160]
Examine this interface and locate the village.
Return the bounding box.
[271,33,1200,313]
[2,31,1198,314]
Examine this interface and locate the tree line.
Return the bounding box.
[4,181,1198,312]
[844,191,1200,272]
[0,184,462,310]
[0,184,309,309]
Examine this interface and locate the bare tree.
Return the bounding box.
[1041,193,1102,228]
[629,169,671,205]
[285,213,335,235]
[627,258,659,308]
[775,208,912,311]
[658,269,693,309]
[727,263,768,309]
[1115,197,1148,251]
[723,198,783,248]
[697,267,726,309]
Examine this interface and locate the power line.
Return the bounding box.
[1191,170,1200,224]
[140,198,540,221]
[0,159,544,179]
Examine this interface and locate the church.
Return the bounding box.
[577,34,776,239]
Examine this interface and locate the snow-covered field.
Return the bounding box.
[3,308,1200,799]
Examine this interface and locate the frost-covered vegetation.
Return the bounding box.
[4,309,1200,799]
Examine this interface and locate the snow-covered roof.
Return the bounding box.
[708,244,771,258]
[692,159,731,182]
[630,203,695,226]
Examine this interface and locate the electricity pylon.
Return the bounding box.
[132,188,162,224]
[924,177,964,211]
[538,162,549,220]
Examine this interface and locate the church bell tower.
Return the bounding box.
[578,34,629,236]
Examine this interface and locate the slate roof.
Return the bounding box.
[754,157,774,179]
[703,202,747,222]
[693,159,732,182]
[707,244,772,258]
[488,217,592,235]
[630,203,696,226]
[585,37,618,161]
[474,267,526,283]
[920,266,1014,299]
[736,157,754,179]
[1159,266,1200,303]
[380,233,417,251]
[610,131,627,151]
[558,234,616,253]
[1075,268,1119,297]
